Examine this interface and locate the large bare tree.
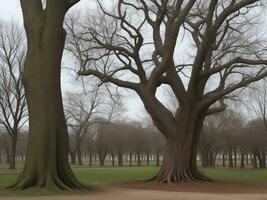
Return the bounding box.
[0,22,28,170]
[11,0,85,190]
[68,0,267,183]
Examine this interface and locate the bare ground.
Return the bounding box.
[2,182,267,200]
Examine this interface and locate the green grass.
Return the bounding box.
[202,167,267,182]
[1,164,267,196]
[73,166,159,184]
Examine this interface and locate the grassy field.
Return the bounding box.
[1,164,267,196]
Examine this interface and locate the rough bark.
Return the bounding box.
[150,111,210,183]
[10,0,85,190]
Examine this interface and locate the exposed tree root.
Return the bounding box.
[150,166,212,184]
[7,169,88,191]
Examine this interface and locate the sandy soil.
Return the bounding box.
[1,188,267,200]
[2,182,267,200]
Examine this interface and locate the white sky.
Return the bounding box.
[0,0,147,121]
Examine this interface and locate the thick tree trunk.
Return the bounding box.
[146,153,149,166]
[152,137,208,183]
[10,16,85,190]
[9,138,17,170]
[149,109,210,183]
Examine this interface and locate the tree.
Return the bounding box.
[245,120,267,168]
[95,122,112,166]
[11,0,85,190]
[68,0,267,183]
[66,87,119,166]
[0,22,28,170]
[199,115,221,168]
[66,89,102,166]
[250,79,267,130]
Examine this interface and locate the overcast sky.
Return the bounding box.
[0,0,148,121]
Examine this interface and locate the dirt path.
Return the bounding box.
[1,188,267,200]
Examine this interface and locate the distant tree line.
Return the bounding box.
[2,109,267,169]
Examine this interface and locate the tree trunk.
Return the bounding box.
[156,153,160,166]
[129,153,132,166]
[88,152,92,166]
[152,136,208,183]
[211,152,217,167]
[150,109,210,183]
[118,153,123,166]
[4,142,10,164]
[70,151,76,165]
[240,151,245,169]
[201,150,209,168]
[77,147,82,166]
[99,153,105,166]
[146,153,149,166]
[228,147,234,168]
[111,154,115,166]
[9,138,17,170]
[10,11,84,190]
[234,147,237,168]
[252,153,258,168]
[222,152,226,167]
[137,153,141,166]
[245,153,249,167]
[260,151,266,168]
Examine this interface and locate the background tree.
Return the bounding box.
[68,0,267,183]
[199,115,221,168]
[0,22,27,170]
